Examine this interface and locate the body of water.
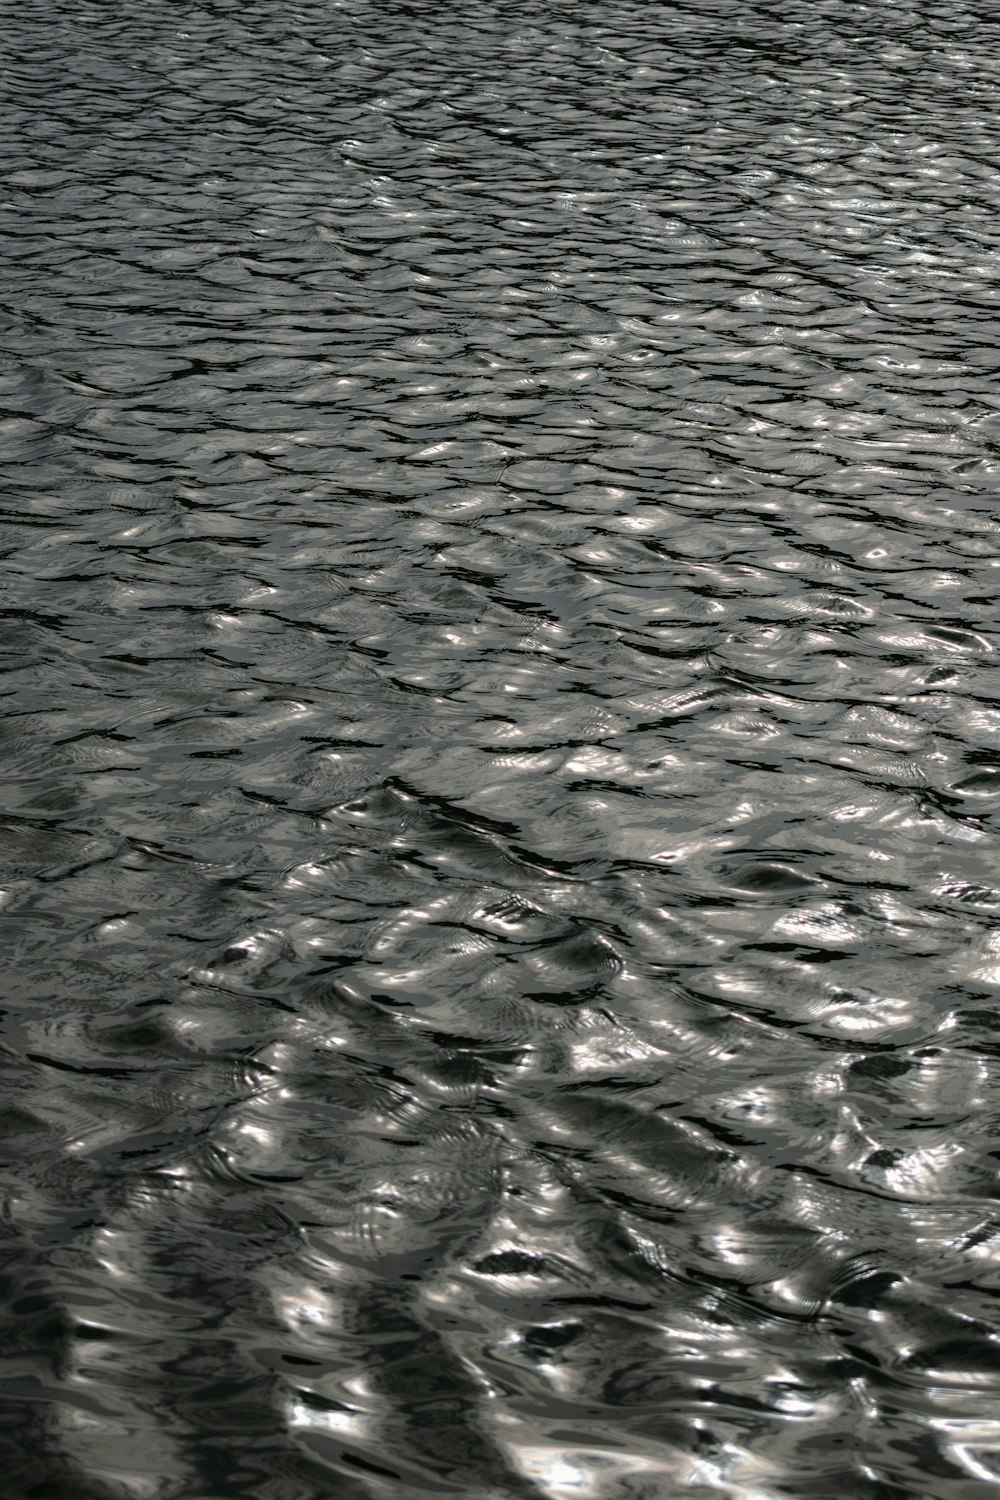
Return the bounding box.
[3,1,1000,1495]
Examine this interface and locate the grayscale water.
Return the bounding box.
[3,0,1000,1495]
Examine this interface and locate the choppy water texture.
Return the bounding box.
[4,1,1000,1496]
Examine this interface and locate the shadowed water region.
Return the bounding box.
[3,0,1000,1495]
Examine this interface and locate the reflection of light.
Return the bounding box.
[511,1444,679,1497]
[936,1421,1000,1482]
[92,1226,129,1279]
[515,1447,594,1494]
[287,1397,363,1436]
[950,1444,1000,1481]
[881,1142,964,1196]
[277,1286,337,1331]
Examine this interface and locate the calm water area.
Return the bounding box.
[4,1,1000,1496]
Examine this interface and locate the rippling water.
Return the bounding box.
[4,0,1000,1495]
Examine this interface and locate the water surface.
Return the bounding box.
[4,1,1000,1496]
